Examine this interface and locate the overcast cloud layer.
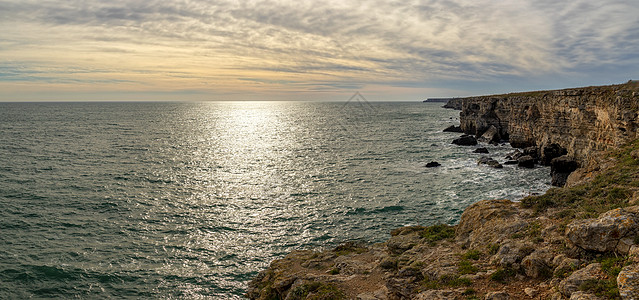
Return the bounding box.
[0,0,638,100]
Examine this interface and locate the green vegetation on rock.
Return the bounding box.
[462,250,482,260]
[521,139,639,219]
[490,267,516,284]
[420,224,455,245]
[333,242,367,256]
[458,260,479,275]
[579,279,620,299]
[422,274,472,290]
[288,282,345,300]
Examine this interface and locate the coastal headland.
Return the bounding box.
[247,81,639,300]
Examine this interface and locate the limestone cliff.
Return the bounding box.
[459,81,639,168]
[247,83,639,300]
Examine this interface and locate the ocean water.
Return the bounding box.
[0,101,550,299]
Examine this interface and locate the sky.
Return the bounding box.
[0,0,638,101]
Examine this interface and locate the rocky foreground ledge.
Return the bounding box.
[247,140,639,299]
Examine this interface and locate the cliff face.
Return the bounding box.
[459,81,639,167]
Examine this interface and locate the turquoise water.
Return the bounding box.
[0,101,550,298]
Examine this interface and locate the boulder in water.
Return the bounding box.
[425,161,441,168]
[443,125,463,133]
[478,156,503,168]
[517,155,535,168]
[506,149,523,160]
[452,135,477,146]
[478,125,500,144]
[473,147,489,154]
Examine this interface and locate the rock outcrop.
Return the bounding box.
[565,206,639,254]
[551,156,580,187]
[473,147,489,154]
[558,263,603,297]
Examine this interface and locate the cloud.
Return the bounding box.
[0,0,637,100]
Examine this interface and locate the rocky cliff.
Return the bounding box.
[247,83,639,300]
[459,81,639,170]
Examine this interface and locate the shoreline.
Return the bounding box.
[247,82,639,300]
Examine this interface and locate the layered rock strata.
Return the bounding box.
[459,81,639,169]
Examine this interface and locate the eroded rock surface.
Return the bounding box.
[618,263,639,300]
[566,206,639,254]
[456,200,526,248]
[558,263,603,297]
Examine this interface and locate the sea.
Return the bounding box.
[0,101,551,299]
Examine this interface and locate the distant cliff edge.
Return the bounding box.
[443,98,463,110]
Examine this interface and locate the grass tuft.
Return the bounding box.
[462,250,482,260]
[458,260,479,275]
[490,267,516,284]
[420,224,455,245]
